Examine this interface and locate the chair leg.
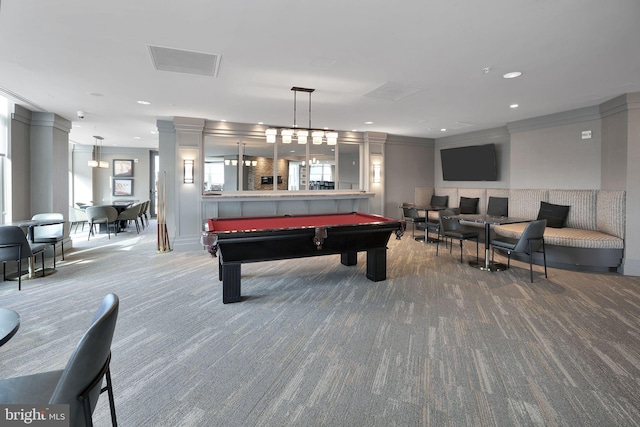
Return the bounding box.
[17,258,22,291]
[542,240,548,278]
[105,365,118,427]
[476,238,479,263]
[61,240,64,261]
[41,252,45,278]
[436,236,440,256]
[459,240,463,263]
[529,241,534,283]
[52,244,56,269]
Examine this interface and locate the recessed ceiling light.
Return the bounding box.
[510,104,519,109]
[503,71,522,79]
[220,119,227,122]
[258,122,264,125]
[137,100,151,105]
[352,129,358,132]
[150,130,157,134]
[440,128,447,132]
[364,121,374,125]
[133,136,142,140]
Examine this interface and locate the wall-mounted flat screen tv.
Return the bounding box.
[440,143,498,181]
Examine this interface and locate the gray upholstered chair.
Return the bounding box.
[116,203,142,233]
[436,209,479,263]
[85,206,119,241]
[0,293,119,427]
[491,219,548,282]
[139,200,150,228]
[0,226,46,291]
[69,206,88,233]
[31,213,65,268]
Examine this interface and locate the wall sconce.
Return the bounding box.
[373,163,381,183]
[183,159,194,184]
[224,159,230,166]
[231,159,238,166]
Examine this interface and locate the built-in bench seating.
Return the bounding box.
[414,187,626,272]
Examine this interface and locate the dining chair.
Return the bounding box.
[491,219,548,282]
[140,200,150,228]
[0,226,46,291]
[69,206,89,233]
[85,206,119,241]
[0,293,119,427]
[31,213,65,268]
[436,209,479,263]
[116,203,142,233]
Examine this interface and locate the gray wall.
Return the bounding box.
[384,134,434,219]
[8,105,31,221]
[70,145,152,206]
[507,107,602,189]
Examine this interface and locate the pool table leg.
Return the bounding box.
[366,247,387,281]
[341,251,357,266]
[222,262,242,303]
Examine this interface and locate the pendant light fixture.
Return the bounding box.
[265,87,338,145]
[88,135,109,168]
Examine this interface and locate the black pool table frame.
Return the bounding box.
[204,213,405,303]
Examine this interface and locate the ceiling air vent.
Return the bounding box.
[363,82,424,101]
[148,45,221,77]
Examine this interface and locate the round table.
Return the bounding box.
[0,308,20,346]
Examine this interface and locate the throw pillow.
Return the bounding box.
[459,197,479,214]
[430,195,448,208]
[537,201,570,228]
[487,196,509,217]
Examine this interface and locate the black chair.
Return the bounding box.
[436,209,479,263]
[401,205,426,240]
[31,213,65,268]
[487,196,509,217]
[0,294,119,427]
[0,226,46,291]
[491,219,547,283]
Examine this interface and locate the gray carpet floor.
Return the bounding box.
[1,222,639,426]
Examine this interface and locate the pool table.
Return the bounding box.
[202,212,405,303]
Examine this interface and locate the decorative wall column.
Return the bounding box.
[364,132,387,215]
[158,117,205,240]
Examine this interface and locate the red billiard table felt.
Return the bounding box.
[208,212,395,233]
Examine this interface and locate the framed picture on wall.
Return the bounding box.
[113,178,133,196]
[113,159,134,177]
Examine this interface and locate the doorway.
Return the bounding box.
[149,150,159,218]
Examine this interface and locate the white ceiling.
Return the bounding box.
[1,0,639,150]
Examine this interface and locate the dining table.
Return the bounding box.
[448,213,530,271]
[4,217,67,278]
[6,218,67,242]
[413,205,446,243]
[0,308,20,347]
